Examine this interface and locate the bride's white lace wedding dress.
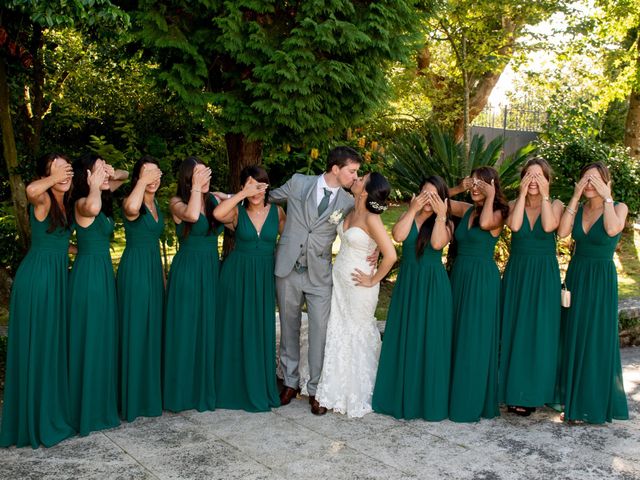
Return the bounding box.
[316,222,382,418]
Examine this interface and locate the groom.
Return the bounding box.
[270,146,361,415]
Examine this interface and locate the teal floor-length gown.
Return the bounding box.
[68,212,120,436]
[499,214,561,407]
[215,204,280,411]
[449,208,501,422]
[557,205,628,423]
[372,222,452,421]
[163,196,222,412]
[0,207,75,448]
[116,203,164,421]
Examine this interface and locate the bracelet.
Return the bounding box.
[565,206,576,215]
[543,196,550,202]
[227,193,232,199]
[191,189,201,193]
[436,215,447,223]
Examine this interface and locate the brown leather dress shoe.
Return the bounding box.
[279,387,300,406]
[309,395,327,415]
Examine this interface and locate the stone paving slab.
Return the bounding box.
[1,347,639,480]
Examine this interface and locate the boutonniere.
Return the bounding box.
[328,209,344,225]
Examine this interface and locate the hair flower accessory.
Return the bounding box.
[368,201,388,212]
[328,208,344,225]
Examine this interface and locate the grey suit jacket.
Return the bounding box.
[270,174,354,287]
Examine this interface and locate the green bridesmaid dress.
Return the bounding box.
[449,208,501,422]
[0,207,75,448]
[215,204,280,411]
[499,214,561,407]
[68,212,120,435]
[163,195,222,412]
[558,205,628,423]
[372,222,452,421]
[116,203,164,421]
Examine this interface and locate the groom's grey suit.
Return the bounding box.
[270,173,354,396]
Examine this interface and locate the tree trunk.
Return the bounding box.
[224,133,263,190]
[0,58,30,249]
[453,69,506,143]
[624,34,640,159]
[28,24,44,157]
[222,133,263,256]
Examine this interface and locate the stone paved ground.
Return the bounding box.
[0,346,638,480]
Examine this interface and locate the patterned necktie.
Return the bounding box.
[317,187,332,216]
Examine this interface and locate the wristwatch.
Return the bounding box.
[605,197,613,204]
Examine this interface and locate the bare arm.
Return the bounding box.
[449,199,473,218]
[429,194,452,250]
[558,177,587,238]
[448,177,472,197]
[507,175,530,232]
[75,165,107,226]
[590,176,627,236]
[106,165,129,192]
[122,164,162,221]
[277,206,286,234]
[170,165,211,223]
[392,192,428,242]
[535,172,562,233]
[352,215,397,287]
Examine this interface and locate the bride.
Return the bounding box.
[316,172,397,418]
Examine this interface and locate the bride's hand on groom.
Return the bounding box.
[351,268,376,288]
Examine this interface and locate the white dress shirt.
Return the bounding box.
[316,174,340,208]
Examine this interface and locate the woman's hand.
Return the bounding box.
[477,178,495,198]
[572,176,589,199]
[240,176,268,198]
[535,173,550,198]
[408,190,429,214]
[192,165,212,191]
[51,158,73,183]
[351,267,377,287]
[429,192,448,218]
[461,176,473,191]
[589,175,612,200]
[519,172,532,197]
[140,163,162,186]
[87,163,106,189]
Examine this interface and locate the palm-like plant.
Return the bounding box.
[388,124,534,197]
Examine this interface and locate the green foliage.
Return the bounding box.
[537,137,640,216]
[387,125,533,197]
[133,0,421,146]
[0,204,24,275]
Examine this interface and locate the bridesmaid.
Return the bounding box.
[213,165,285,411]
[500,158,564,416]
[116,155,164,422]
[163,157,223,412]
[447,166,508,422]
[0,153,75,448]
[372,175,453,421]
[68,154,128,436]
[556,162,628,424]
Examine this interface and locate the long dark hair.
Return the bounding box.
[36,152,73,232]
[470,166,509,227]
[364,172,390,214]
[240,165,270,207]
[175,156,218,238]
[129,155,161,215]
[416,175,450,257]
[70,153,113,218]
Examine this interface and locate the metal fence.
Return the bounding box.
[473,103,547,132]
